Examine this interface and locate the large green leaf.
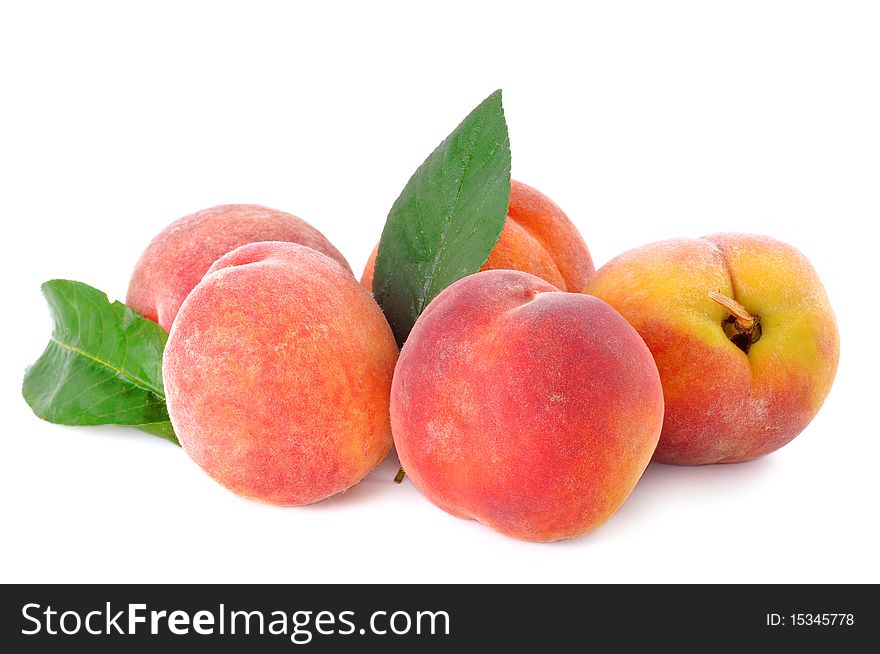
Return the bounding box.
[22,280,178,445]
[134,420,179,445]
[374,90,512,346]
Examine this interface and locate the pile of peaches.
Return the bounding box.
[129,182,837,542]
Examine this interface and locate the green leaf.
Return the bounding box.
[23,280,178,445]
[134,421,179,445]
[374,89,512,346]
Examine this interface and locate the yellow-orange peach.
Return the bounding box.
[163,242,397,505]
[587,233,839,465]
[391,270,664,542]
[361,180,594,292]
[128,204,351,331]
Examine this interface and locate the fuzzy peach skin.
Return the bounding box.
[391,270,664,542]
[361,180,594,292]
[163,242,397,506]
[587,233,840,465]
[128,204,351,332]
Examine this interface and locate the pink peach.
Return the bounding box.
[128,204,350,331]
[391,270,664,541]
[163,242,397,505]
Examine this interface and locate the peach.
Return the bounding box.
[390,270,664,542]
[587,233,839,465]
[361,180,594,292]
[128,204,351,332]
[163,242,397,505]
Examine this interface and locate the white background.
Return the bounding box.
[2,1,878,583]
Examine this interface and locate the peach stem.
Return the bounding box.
[393,467,406,484]
[708,291,755,332]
